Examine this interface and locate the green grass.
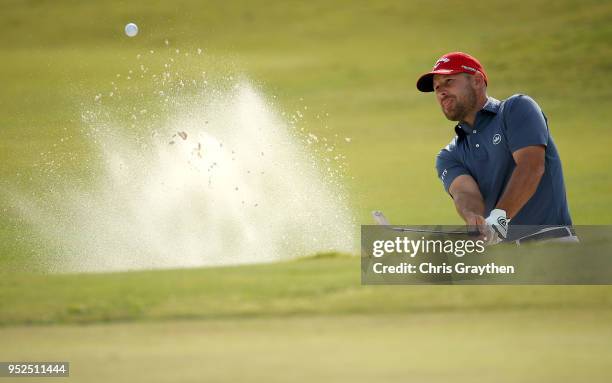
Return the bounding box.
[2,310,612,383]
[1,0,612,381]
[2,254,612,381]
[1,0,611,229]
[1,253,612,327]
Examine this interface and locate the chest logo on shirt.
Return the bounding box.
[493,133,502,145]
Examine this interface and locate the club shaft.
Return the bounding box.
[391,227,479,236]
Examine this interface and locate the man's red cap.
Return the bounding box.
[416,52,488,92]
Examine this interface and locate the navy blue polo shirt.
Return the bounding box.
[435,94,572,229]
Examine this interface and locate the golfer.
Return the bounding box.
[416,52,575,244]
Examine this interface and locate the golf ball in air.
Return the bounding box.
[125,23,138,37]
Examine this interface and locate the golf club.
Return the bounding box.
[372,211,481,236]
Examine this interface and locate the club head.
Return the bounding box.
[372,210,390,225]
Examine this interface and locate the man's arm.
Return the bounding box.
[448,174,487,227]
[495,145,545,219]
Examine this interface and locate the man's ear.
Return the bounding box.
[473,72,486,90]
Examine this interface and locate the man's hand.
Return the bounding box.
[463,212,499,245]
[464,211,485,232]
[448,176,509,244]
[464,210,509,245]
[482,209,509,245]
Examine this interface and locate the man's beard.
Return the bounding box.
[442,87,477,122]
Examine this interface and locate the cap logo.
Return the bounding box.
[434,57,450,69]
[461,65,477,72]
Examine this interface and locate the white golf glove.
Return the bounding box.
[483,209,509,245]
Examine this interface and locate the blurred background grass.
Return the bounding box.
[2,0,611,225]
[1,0,612,381]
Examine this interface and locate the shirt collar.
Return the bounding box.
[454,96,501,137]
[482,96,501,114]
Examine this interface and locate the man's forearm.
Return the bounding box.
[496,163,545,219]
[453,191,486,224]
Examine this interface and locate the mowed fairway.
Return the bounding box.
[2,310,612,383]
[1,0,612,381]
[2,255,612,381]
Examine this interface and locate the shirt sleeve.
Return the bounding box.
[435,139,470,194]
[504,94,549,153]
